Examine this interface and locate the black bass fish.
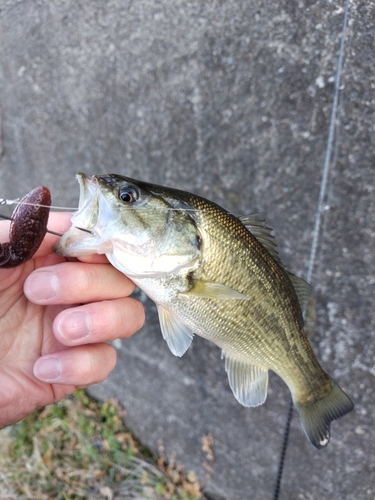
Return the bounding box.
[55,173,353,448]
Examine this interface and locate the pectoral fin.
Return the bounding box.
[223,352,269,407]
[183,280,248,300]
[157,305,194,357]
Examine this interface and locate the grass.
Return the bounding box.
[0,390,206,499]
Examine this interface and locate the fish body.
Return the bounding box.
[55,173,353,448]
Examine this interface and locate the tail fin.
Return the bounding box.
[294,376,354,449]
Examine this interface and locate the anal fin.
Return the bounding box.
[223,351,269,407]
[157,305,194,357]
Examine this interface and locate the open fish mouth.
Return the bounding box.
[54,173,115,257]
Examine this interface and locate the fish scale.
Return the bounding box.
[55,173,354,449]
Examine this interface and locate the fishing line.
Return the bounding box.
[306,0,350,285]
[0,198,78,210]
[0,196,214,213]
[272,399,293,500]
[0,199,74,237]
[272,1,350,499]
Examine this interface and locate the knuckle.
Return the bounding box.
[77,264,135,298]
[78,265,99,292]
[81,345,116,384]
[134,300,146,329]
[120,298,145,336]
[101,298,145,338]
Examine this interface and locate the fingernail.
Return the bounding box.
[58,311,91,340]
[34,357,62,381]
[25,271,59,300]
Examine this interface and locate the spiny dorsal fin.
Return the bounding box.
[239,215,312,314]
[222,350,269,407]
[239,215,283,267]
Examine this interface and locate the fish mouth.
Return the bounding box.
[54,173,114,257]
[76,173,98,215]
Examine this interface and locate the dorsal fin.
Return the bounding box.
[286,271,312,315]
[239,215,283,267]
[239,215,312,314]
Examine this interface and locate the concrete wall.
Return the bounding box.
[1,1,374,498]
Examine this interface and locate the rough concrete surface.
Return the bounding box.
[0,1,374,499]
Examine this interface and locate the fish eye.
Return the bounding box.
[119,186,139,203]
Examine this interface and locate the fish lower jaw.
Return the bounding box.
[54,232,113,257]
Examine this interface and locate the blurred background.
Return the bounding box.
[0,1,374,499]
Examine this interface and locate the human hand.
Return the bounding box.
[0,212,144,428]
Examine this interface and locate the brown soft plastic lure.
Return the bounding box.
[0,186,51,267]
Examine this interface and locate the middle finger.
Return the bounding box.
[53,296,145,346]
